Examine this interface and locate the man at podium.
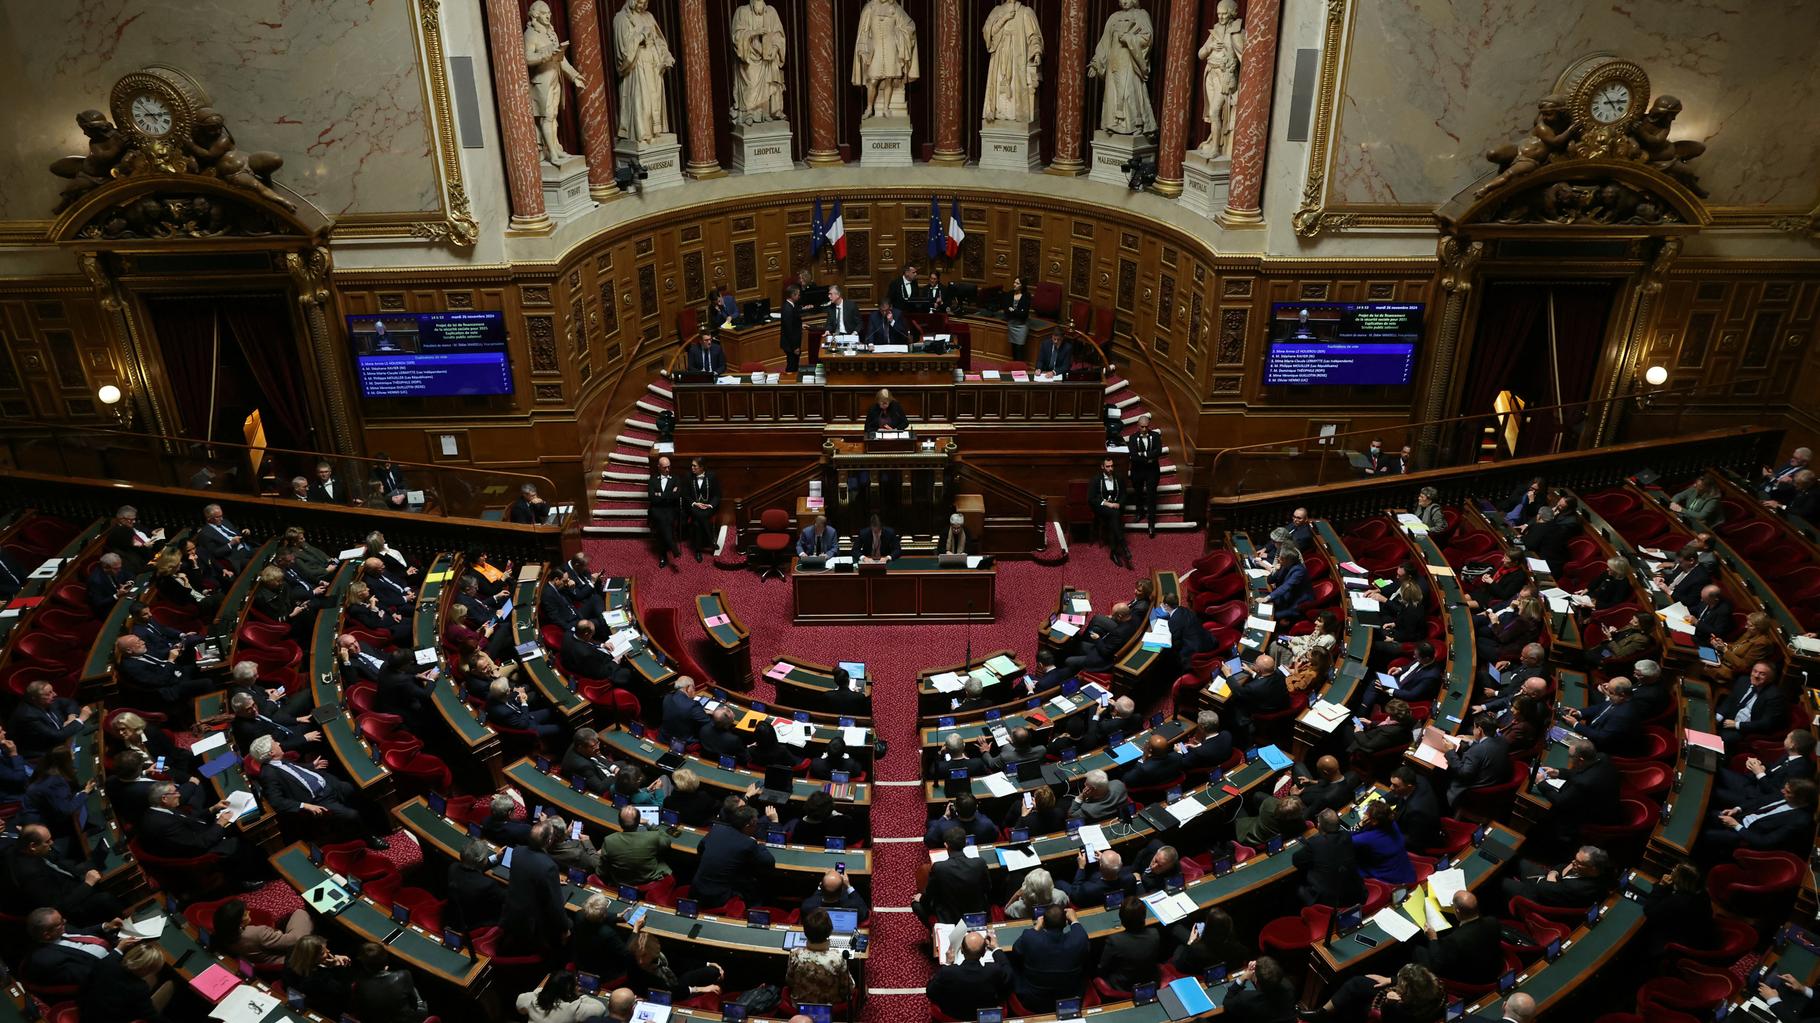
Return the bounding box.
[797,515,839,557]
[855,514,900,562]
[682,333,725,374]
[826,285,862,336]
[866,302,915,346]
[865,389,908,434]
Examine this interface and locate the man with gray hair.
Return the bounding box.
[1564,676,1645,757]
[445,837,504,932]
[86,552,133,616]
[246,736,391,850]
[229,689,320,755]
[198,503,254,570]
[1537,737,1620,855]
[935,732,985,777]
[135,780,271,889]
[1185,709,1235,771]
[1627,659,1672,720]
[926,925,1011,1018]
[1061,848,1130,905]
[1127,411,1163,536]
[1478,642,1549,712]
[1067,768,1128,823]
[563,728,621,794]
[482,793,534,846]
[660,675,712,742]
[956,674,992,712]
[230,658,313,720]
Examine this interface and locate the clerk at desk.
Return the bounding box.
[707,285,739,331]
[866,302,915,346]
[855,514,900,561]
[865,388,908,434]
[682,333,725,374]
[798,515,840,557]
[826,285,861,336]
[1036,334,1074,376]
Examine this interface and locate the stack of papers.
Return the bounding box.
[208,986,280,1023]
[1243,615,1275,635]
[1077,823,1110,856]
[224,790,259,819]
[1206,678,1232,700]
[1429,867,1467,904]
[1143,890,1199,924]
[1140,623,1173,651]
[119,913,167,940]
[1255,602,1275,618]
[986,655,1021,677]
[1395,514,1430,534]
[1526,557,1553,573]
[1245,568,1270,579]
[1793,635,1820,655]
[1167,796,1207,824]
[998,845,1041,870]
[928,672,964,692]
[1303,701,1351,733]
[843,726,869,747]
[1349,593,1382,612]
[1657,602,1696,635]
[979,773,1018,797]
[1050,619,1080,638]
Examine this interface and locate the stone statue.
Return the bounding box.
[981,0,1042,124]
[186,108,295,212]
[730,0,787,125]
[1195,0,1245,157]
[525,0,585,165]
[613,0,675,144]
[1087,0,1156,136]
[1629,96,1708,197]
[49,111,131,213]
[853,0,919,120]
[1477,93,1578,198]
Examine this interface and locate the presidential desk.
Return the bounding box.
[792,555,996,625]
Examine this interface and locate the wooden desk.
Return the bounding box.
[818,350,958,376]
[916,649,1028,715]
[694,589,753,689]
[792,556,996,625]
[923,721,1185,804]
[604,728,872,807]
[308,565,393,797]
[416,554,502,773]
[1646,680,1716,871]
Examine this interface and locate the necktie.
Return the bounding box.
[873,534,881,556]
[59,936,110,958]
[281,761,323,797]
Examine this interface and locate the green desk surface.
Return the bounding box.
[1467,886,1644,1019]
[70,728,130,875]
[1656,681,1716,856]
[1154,570,1181,607]
[924,721,1187,802]
[0,517,105,645]
[919,681,1112,748]
[602,729,871,805]
[916,650,1026,699]
[414,554,495,748]
[393,802,868,959]
[494,764,871,875]
[1041,587,1092,648]
[78,531,194,682]
[1231,533,1271,597]
[699,692,873,752]
[209,538,278,635]
[694,591,749,652]
[148,907,310,1022]
[1427,605,1480,731]
[271,842,488,985]
[307,568,388,789]
[513,576,587,716]
[766,656,840,694]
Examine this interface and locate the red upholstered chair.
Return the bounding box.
[1509,895,1592,932]
[678,306,699,341]
[1030,282,1063,319]
[1708,849,1803,918]
[127,837,227,900]
[577,680,641,724]
[752,509,793,581]
[1663,917,1757,964]
[1615,761,1671,801]
[646,607,715,686]
[382,747,453,794]
[1258,904,1334,959]
[1580,796,1655,860]
[238,619,294,649]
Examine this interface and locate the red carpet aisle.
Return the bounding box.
[583,531,1205,1019]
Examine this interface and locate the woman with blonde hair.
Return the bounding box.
[344,580,410,644]
[283,933,353,1018]
[1005,866,1069,919]
[628,918,723,1000]
[108,710,194,779]
[279,526,335,579]
[153,547,222,615]
[1478,586,1545,663]
[1581,556,1634,610]
[253,564,311,636]
[1714,611,1778,676]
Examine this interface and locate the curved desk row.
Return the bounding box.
[604,727,872,808]
[922,720,1187,804]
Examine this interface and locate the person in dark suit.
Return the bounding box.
[1161,593,1211,667]
[369,453,408,507]
[502,821,571,954]
[1061,603,1136,679]
[1293,810,1367,908]
[891,266,920,312]
[486,678,562,743]
[86,552,133,616]
[1689,584,1735,646]
[854,514,901,561]
[1441,714,1510,806]
[1222,957,1298,1023]
[1702,778,1818,860]
[21,908,128,988]
[562,729,622,794]
[927,929,1011,1020]
[560,620,627,683]
[797,515,839,557]
[1564,677,1646,756]
[1767,470,1820,520]
[307,462,360,505]
[864,301,914,346]
[1264,547,1312,621]
[1476,643,1550,713]
[113,634,212,710]
[198,504,255,571]
[1184,710,1236,772]
[1502,477,1546,527]
[824,285,862,335]
[659,678,713,743]
[1716,729,1817,810]
[1007,904,1090,1012]
[706,285,739,331]
[248,737,391,849]
[863,388,908,433]
[1035,334,1074,376]
[77,941,171,1023]
[681,332,726,375]
[1651,547,1712,608]
[683,458,720,562]
[1122,733,1185,790]
[916,825,990,925]
[1537,739,1620,855]
[646,455,683,567]
[1097,898,1166,993]
[1,824,123,925]
[1413,891,1501,984]
[1227,654,1290,744]
[779,283,803,372]
[508,483,551,525]
[229,690,321,756]
[442,838,506,934]
[697,706,750,764]
[1499,845,1611,908]
[138,781,270,887]
[1387,766,1442,852]
[1366,642,1444,712]
[1360,438,1398,476]
[923,794,1001,848]
[7,681,92,759]
[347,941,430,1023]
[1092,457,1131,566]
[694,806,774,909]
[1520,506,1575,574]
[1757,448,1812,498]
[1716,661,1788,748]
[1061,848,1135,906]
[1126,412,1162,536]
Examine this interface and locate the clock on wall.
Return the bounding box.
[1554,54,1651,156]
[109,65,210,168]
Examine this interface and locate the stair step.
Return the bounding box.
[1122,501,1186,512]
[635,399,670,415]
[1103,379,1127,394]
[596,489,646,501]
[617,434,655,449]
[582,524,652,536]
[1112,394,1143,411]
[602,469,652,482]
[624,418,659,433]
[608,450,651,465]
[1157,482,1183,494]
[647,382,673,399]
[591,507,646,518]
[1125,519,1198,532]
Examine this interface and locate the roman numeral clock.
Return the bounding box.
[1556,54,1651,160]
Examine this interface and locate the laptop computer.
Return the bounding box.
[938,553,969,567]
[759,765,796,805]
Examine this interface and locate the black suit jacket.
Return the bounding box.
[259,762,355,816]
[562,746,619,794]
[694,822,774,906]
[137,807,234,858]
[1666,562,1714,608]
[1692,598,1734,645]
[561,633,619,681]
[647,473,683,519]
[1390,776,1442,850]
[1718,682,1788,738]
[233,713,310,754]
[444,863,505,933]
[118,654,188,703]
[86,565,128,615]
[826,301,862,335]
[1548,754,1620,843]
[864,400,908,433]
[1222,978,1298,1023]
[1421,915,1503,983]
[685,472,721,512]
[7,700,85,758]
[1093,473,1124,512]
[927,958,1011,1020]
[779,300,803,353]
[924,853,990,924]
[1291,831,1366,907]
[509,497,550,525]
[1127,429,1162,467]
[660,690,712,741]
[502,846,569,945]
[308,477,357,505]
[683,341,726,374]
[24,931,119,987]
[855,527,901,560]
[891,276,918,312]
[1036,338,1074,375]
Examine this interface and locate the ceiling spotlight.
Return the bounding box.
[1643,365,1668,387]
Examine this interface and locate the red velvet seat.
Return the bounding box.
[1663,917,1757,964]
[1706,849,1803,920]
[1580,796,1655,860]
[752,508,793,581]
[1258,904,1333,958]
[1451,761,1525,822]
[382,747,453,793]
[1615,761,1671,801]
[646,606,715,686]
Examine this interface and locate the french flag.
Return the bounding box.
[946,197,965,258]
[825,200,846,259]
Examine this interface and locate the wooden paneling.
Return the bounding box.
[0,284,118,424]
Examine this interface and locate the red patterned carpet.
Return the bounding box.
[583,531,1206,1017]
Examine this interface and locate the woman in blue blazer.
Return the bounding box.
[1350,800,1417,885]
[1265,547,1312,620]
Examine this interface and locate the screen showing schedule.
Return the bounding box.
[347,312,514,398]
[1263,303,1423,386]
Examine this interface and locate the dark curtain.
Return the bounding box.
[216,296,314,452]
[1519,282,1614,456]
[1461,282,1544,454]
[142,297,221,440]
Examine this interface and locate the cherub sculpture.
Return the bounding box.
[49,111,131,213]
[186,109,295,212]
[1477,94,1578,198]
[1628,96,1707,197]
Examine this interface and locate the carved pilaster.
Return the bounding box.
[80,252,170,438]
[1593,237,1681,445]
[1417,236,1483,460]
[287,247,356,455]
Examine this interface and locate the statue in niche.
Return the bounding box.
[614,0,675,144]
[1476,94,1577,198]
[981,0,1042,124]
[1087,0,1156,136]
[50,111,132,213]
[853,0,919,120]
[730,0,787,125]
[1629,96,1708,197]
[187,109,295,212]
[525,0,585,164]
[1195,0,1245,157]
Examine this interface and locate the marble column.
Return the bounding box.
[930,0,966,166]
[1047,0,1090,175]
[567,0,618,200]
[804,0,842,166]
[678,0,724,178]
[1151,0,1200,196]
[1220,0,1282,224]
[484,0,550,230]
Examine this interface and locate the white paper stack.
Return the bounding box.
[1245,568,1270,579]
[929,672,964,692]
[1526,557,1552,573]
[1428,867,1468,905]
[1396,514,1429,534]
[225,790,259,819]
[1303,701,1351,734]
[191,731,230,758]
[1255,603,1275,618]
[1166,796,1207,824]
[1244,615,1275,635]
[843,726,869,747]
[1793,635,1820,655]
[1142,890,1199,924]
[120,913,167,940]
[1349,593,1382,612]
[1051,619,1080,638]
[998,846,1041,870]
[1077,823,1110,856]
[208,986,280,1023]
[979,773,1018,797]
[1371,906,1421,942]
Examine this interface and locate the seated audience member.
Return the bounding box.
[1651,546,1712,607]
[1500,687,1552,754]
[155,546,223,616]
[779,792,856,850]
[1012,784,1068,835]
[77,941,175,1023]
[518,971,607,1023]
[486,677,562,743]
[660,769,718,827]
[1133,843,1185,895]
[104,749,190,831]
[1061,602,1137,679]
[797,514,840,557]
[1713,612,1779,678]
[1372,575,1428,666]
[1062,849,1133,906]
[932,732,986,779]
[1537,738,1621,854]
[348,941,430,1023]
[1499,845,1612,908]
[596,804,674,886]
[1477,642,1551,713]
[748,721,801,770]
[210,897,313,966]
[924,793,1000,847]
[926,929,1011,1021]
[1172,907,1253,974]
[954,675,994,713]
[1387,766,1442,852]
[1067,769,1128,823]
[1463,552,1529,611]
[1440,713,1511,806]
[1668,475,1723,524]
[1765,469,1820,520]
[1690,583,1735,646]
[809,735,862,780]
[915,826,989,925]
[229,690,321,756]
[561,619,631,686]
[1287,756,1361,816]
[1412,890,1500,984]
[785,909,856,1007]
[7,680,93,758]
[801,868,868,916]
[1412,486,1447,532]
[1639,862,1715,959]
[197,503,255,570]
[0,824,123,925]
[1318,963,1445,1023]
[1476,589,1545,664]
[697,706,751,764]
[343,581,411,645]
[1085,694,1145,750]
[1184,710,1236,772]
[1715,729,1817,810]
[22,907,130,987]
[509,482,552,525]
[1589,609,1659,671]
[444,839,505,933]
[693,805,774,909]
[1227,654,1290,743]
[563,728,622,794]
[1521,506,1577,574]
[1563,677,1646,757]
[86,552,134,616]
[1097,898,1166,993]
[1626,659,1673,721]
[284,936,355,1020]
[1717,661,1789,749]
[115,634,214,709]
[825,665,872,717]
[23,745,89,849]
[481,793,533,846]
[1122,732,1186,790]
[1578,557,1634,610]
[1285,645,1333,695]
[247,737,392,850]
[975,726,1047,772]
[628,923,724,1001]
[1366,642,1444,711]
[1235,794,1305,848]
[854,512,901,560]
[659,677,712,742]
[137,780,270,888]
[1293,810,1365,908]
[1351,800,1417,884]
[1702,778,1818,860]
[569,894,631,980]
[1348,699,1416,758]
[1222,957,1298,1022]
[252,565,313,638]
[1264,546,1311,620]
[127,603,201,665]
[1005,867,1068,920]
[1008,905,1090,1012]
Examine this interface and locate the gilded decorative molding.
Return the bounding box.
[1773,204,1820,242]
[286,247,333,307]
[1291,0,1351,237]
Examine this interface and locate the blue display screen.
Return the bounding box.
[348,312,514,397]
[1263,302,1423,386]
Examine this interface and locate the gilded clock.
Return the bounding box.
[109,65,210,151]
[1555,54,1650,133]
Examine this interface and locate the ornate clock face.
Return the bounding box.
[1589,82,1631,124]
[130,94,175,136]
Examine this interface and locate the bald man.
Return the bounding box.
[1500,993,1537,1023]
[927,928,1011,1019]
[604,988,639,1023]
[1122,732,1184,789]
[801,868,867,915]
[1413,889,1502,984]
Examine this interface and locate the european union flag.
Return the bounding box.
[811,197,827,257]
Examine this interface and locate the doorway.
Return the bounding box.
[1459,280,1617,459]
[141,293,317,456]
